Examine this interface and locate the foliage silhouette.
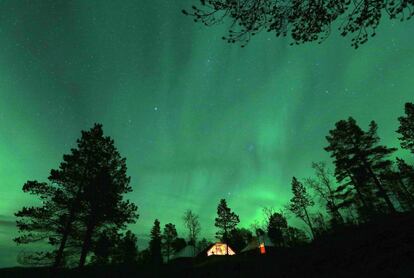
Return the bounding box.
[183,0,414,48]
[306,162,344,227]
[14,124,138,269]
[183,209,201,256]
[227,228,253,252]
[215,199,240,255]
[288,177,316,238]
[397,102,414,154]
[267,212,287,247]
[162,223,178,262]
[112,230,139,265]
[325,118,397,217]
[149,219,162,265]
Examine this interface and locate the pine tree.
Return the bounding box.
[14,179,75,266]
[149,219,162,265]
[73,124,138,267]
[325,118,397,217]
[113,230,139,265]
[397,102,414,154]
[395,158,414,209]
[215,199,240,255]
[171,238,186,253]
[288,177,316,239]
[162,223,178,263]
[197,238,211,253]
[267,213,288,247]
[91,229,119,265]
[227,228,253,253]
[15,124,139,269]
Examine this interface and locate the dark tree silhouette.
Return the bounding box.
[112,230,139,265]
[183,0,414,48]
[183,209,201,256]
[15,124,138,269]
[14,180,75,267]
[395,158,414,209]
[325,118,397,217]
[227,228,253,252]
[162,223,178,263]
[74,124,138,268]
[267,212,287,247]
[90,229,119,265]
[149,219,162,265]
[215,199,240,255]
[197,238,212,253]
[172,237,187,253]
[397,102,414,154]
[288,177,316,238]
[284,226,308,247]
[306,162,344,227]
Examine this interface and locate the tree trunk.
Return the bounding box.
[303,207,315,239]
[52,186,82,270]
[53,212,73,268]
[364,163,396,213]
[398,178,414,210]
[79,218,96,268]
[346,169,372,218]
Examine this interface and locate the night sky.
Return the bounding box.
[0,0,413,267]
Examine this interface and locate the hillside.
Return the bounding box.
[1,212,413,277]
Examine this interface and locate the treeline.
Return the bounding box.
[209,102,414,252]
[13,102,414,269]
[281,102,414,242]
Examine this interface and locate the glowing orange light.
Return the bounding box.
[259,243,266,254]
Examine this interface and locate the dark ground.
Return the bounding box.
[1,212,414,278]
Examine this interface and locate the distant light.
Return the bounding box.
[259,243,266,254]
[154,106,158,111]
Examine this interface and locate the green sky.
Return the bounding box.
[0,0,413,267]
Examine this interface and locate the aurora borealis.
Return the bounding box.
[0,0,413,267]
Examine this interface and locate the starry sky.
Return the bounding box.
[0,0,413,267]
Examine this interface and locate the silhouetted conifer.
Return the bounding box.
[267,213,287,247]
[15,124,138,269]
[215,199,240,255]
[91,229,119,265]
[74,124,138,268]
[227,228,253,252]
[172,237,187,253]
[112,230,139,265]
[162,223,178,263]
[149,219,162,265]
[14,180,77,267]
[398,102,414,154]
[288,177,316,238]
[325,118,397,217]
